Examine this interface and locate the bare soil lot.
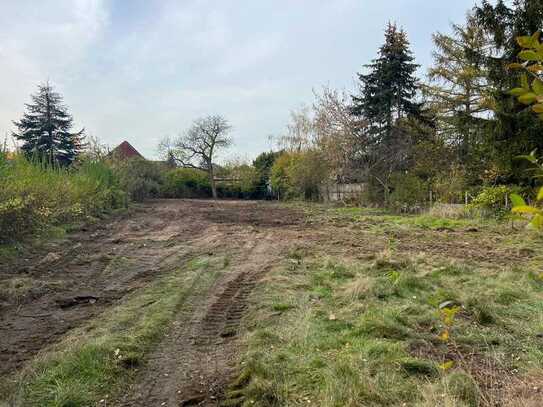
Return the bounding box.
[1,200,541,406]
[0,200,305,405]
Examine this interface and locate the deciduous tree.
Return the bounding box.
[159,115,232,199]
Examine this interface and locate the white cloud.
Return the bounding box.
[0,0,108,138]
[0,0,479,159]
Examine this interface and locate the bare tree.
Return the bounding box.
[277,105,315,152]
[159,115,232,199]
[312,87,365,182]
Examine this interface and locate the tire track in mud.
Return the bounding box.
[120,233,281,407]
[1,200,305,404]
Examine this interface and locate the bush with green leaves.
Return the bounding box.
[467,185,520,219]
[389,172,428,211]
[270,150,329,200]
[112,158,163,202]
[252,151,281,198]
[216,164,260,199]
[509,152,543,228]
[508,32,543,229]
[160,168,211,198]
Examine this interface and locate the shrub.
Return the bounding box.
[467,185,521,219]
[389,172,428,212]
[0,155,126,243]
[112,158,163,202]
[160,168,211,198]
[360,177,386,206]
[270,150,329,200]
[270,153,292,199]
[217,164,260,199]
[253,151,281,199]
[432,165,469,204]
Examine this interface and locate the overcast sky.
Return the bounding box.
[0,0,480,161]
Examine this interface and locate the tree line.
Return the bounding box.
[255,0,543,209]
[8,0,543,210]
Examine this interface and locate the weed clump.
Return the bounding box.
[400,358,439,378]
[446,371,481,407]
[0,156,127,243]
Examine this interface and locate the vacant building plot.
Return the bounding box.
[1,200,542,406]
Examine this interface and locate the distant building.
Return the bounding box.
[110,141,144,160]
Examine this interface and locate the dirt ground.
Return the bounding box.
[1,199,536,406]
[0,199,306,405]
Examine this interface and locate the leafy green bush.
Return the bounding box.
[217,164,260,199]
[112,158,163,202]
[0,155,126,243]
[160,168,211,198]
[467,185,520,219]
[253,151,281,199]
[389,172,428,211]
[360,177,386,206]
[508,33,543,230]
[270,150,329,200]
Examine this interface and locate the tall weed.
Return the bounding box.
[0,155,126,242]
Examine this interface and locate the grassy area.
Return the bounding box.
[0,253,227,407]
[227,212,543,406]
[0,154,127,243]
[317,206,480,230]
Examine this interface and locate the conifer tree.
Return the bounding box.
[351,22,421,141]
[350,23,422,204]
[13,82,84,165]
[474,0,543,181]
[423,14,492,163]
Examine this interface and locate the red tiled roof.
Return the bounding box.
[110,141,143,159]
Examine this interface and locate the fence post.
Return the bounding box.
[465,191,468,205]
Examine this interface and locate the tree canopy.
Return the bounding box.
[13,82,84,166]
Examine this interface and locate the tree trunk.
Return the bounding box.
[209,164,217,199]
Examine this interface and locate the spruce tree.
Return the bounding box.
[350,23,422,204]
[13,83,84,165]
[351,22,421,141]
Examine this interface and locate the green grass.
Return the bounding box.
[228,226,543,406]
[1,254,226,407]
[331,207,475,230]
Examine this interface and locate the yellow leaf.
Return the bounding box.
[532,104,543,113]
[510,87,528,96]
[439,330,449,342]
[537,187,543,201]
[439,360,455,371]
[530,214,543,230]
[518,35,536,49]
[512,205,542,215]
